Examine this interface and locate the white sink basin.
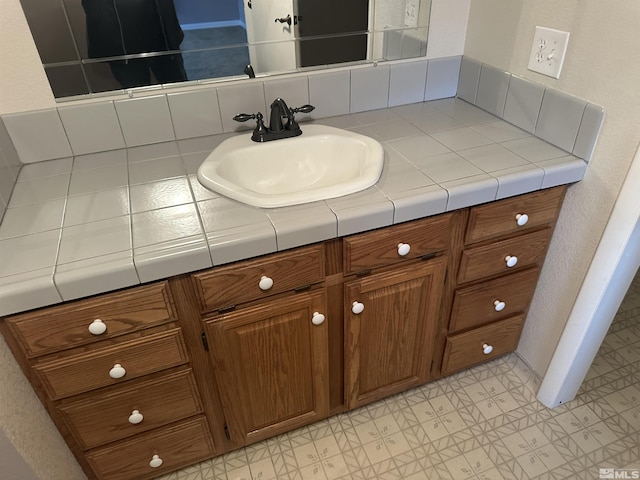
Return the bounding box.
[197,125,384,208]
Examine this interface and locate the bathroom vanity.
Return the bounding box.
[0,183,567,480]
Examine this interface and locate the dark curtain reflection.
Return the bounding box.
[82,0,188,88]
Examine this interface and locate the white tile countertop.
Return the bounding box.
[0,98,587,316]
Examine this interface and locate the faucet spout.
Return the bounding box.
[269,98,291,133]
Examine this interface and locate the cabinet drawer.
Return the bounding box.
[86,416,215,480]
[59,368,202,450]
[450,268,540,332]
[441,315,524,374]
[465,186,565,245]
[343,214,452,274]
[34,328,189,400]
[193,244,324,312]
[457,228,552,284]
[5,282,176,358]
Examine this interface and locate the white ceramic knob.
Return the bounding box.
[351,302,365,315]
[515,213,529,226]
[109,364,126,379]
[128,410,144,425]
[505,255,518,268]
[311,312,326,326]
[149,454,163,468]
[259,275,274,291]
[88,319,107,335]
[493,300,506,312]
[397,243,411,256]
[482,343,494,355]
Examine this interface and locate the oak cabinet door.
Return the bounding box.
[205,290,329,446]
[345,257,447,409]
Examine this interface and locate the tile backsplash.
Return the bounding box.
[0,55,604,176]
[0,118,21,223]
[0,56,463,165]
[458,57,605,163]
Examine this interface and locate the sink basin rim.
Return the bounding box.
[197,124,384,208]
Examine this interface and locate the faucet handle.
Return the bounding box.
[233,112,268,142]
[291,104,315,114]
[233,113,260,122]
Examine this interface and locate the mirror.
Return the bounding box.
[20,0,431,99]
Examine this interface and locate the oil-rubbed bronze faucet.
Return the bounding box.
[233,98,315,142]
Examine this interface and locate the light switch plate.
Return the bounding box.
[527,26,570,79]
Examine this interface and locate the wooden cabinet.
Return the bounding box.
[449,268,540,332]
[204,290,329,446]
[33,328,189,400]
[464,186,566,244]
[58,368,203,450]
[0,282,214,480]
[5,282,176,358]
[85,416,214,480]
[192,244,325,312]
[341,212,458,409]
[442,315,525,373]
[344,257,446,408]
[0,185,569,479]
[441,185,567,375]
[191,245,330,448]
[343,215,452,274]
[457,228,553,284]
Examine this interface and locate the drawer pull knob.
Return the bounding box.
[88,319,107,335]
[397,243,411,256]
[351,301,365,315]
[515,213,529,226]
[505,255,518,268]
[311,312,326,326]
[259,275,274,291]
[493,300,506,312]
[149,454,163,468]
[128,410,144,424]
[482,343,494,355]
[109,364,126,379]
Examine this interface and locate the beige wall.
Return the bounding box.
[0,426,38,480]
[0,334,86,480]
[0,0,56,113]
[465,0,640,376]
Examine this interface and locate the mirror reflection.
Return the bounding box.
[82,0,189,88]
[20,0,431,98]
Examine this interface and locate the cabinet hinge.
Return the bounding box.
[420,252,438,261]
[224,423,231,440]
[217,304,236,314]
[355,268,372,278]
[294,284,312,293]
[201,332,209,351]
